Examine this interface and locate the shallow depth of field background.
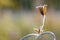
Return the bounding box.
[0,0,60,40]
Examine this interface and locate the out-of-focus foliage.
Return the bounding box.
[0,0,60,10]
[46,0,60,10]
[20,0,34,10]
[0,0,34,10]
[0,0,21,9]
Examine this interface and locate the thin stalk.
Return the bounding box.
[40,15,46,32]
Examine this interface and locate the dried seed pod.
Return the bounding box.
[36,4,47,15]
[38,7,44,15]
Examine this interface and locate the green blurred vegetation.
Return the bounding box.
[0,0,20,9]
[0,0,33,10]
[0,0,60,10]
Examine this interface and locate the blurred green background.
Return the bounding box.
[0,0,60,40]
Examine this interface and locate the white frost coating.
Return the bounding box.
[37,31,56,40]
[20,31,56,40]
[36,5,47,8]
[36,6,43,8]
[20,33,39,40]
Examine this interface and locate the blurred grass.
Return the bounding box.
[0,11,60,40]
